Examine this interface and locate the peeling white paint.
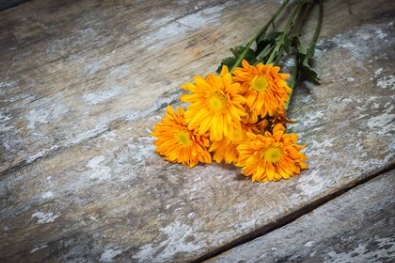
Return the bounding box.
[377,75,395,90]
[84,56,110,75]
[143,22,189,50]
[124,91,181,122]
[83,65,131,105]
[143,5,223,50]
[41,191,54,199]
[26,108,50,130]
[100,248,123,262]
[367,105,395,134]
[145,14,177,27]
[0,112,12,123]
[51,100,69,119]
[87,156,112,180]
[375,68,383,76]
[32,212,60,224]
[70,123,108,145]
[176,0,190,5]
[25,99,68,130]
[283,57,296,69]
[297,170,327,198]
[30,244,48,253]
[0,112,13,133]
[26,145,60,164]
[304,241,315,247]
[178,6,224,29]
[327,237,395,263]
[45,27,99,55]
[126,137,156,165]
[375,28,387,40]
[296,110,325,128]
[102,131,117,141]
[329,22,394,64]
[134,221,201,262]
[83,86,124,105]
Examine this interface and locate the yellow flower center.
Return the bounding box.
[264,147,282,163]
[208,91,228,112]
[176,130,191,146]
[251,75,269,92]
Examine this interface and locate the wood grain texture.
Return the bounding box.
[0,0,31,11]
[210,169,395,263]
[0,0,393,174]
[0,0,395,262]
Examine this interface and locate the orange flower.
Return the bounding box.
[209,137,240,164]
[233,60,291,117]
[180,66,246,141]
[209,122,259,164]
[151,106,212,167]
[237,124,308,182]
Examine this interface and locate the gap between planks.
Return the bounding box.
[194,162,395,263]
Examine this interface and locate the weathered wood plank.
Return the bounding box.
[0,1,395,263]
[0,0,230,172]
[0,0,393,173]
[209,169,395,263]
[0,0,32,11]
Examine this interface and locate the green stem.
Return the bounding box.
[266,2,304,65]
[291,2,311,37]
[307,0,323,56]
[285,58,298,110]
[274,3,309,66]
[274,2,310,66]
[229,0,291,72]
[286,0,323,110]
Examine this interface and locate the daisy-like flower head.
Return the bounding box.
[151,106,212,168]
[209,125,247,164]
[209,121,260,164]
[180,66,246,141]
[233,60,291,117]
[209,137,240,164]
[237,123,308,182]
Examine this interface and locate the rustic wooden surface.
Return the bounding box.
[210,169,395,263]
[1,0,395,262]
[0,0,30,11]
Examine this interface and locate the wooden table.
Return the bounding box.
[1,0,394,262]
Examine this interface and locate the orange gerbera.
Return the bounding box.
[151,106,212,168]
[209,137,240,164]
[180,66,246,141]
[209,126,247,164]
[237,124,308,182]
[209,122,259,164]
[233,60,291,117]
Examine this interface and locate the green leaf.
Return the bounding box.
[257,31,282,43]
[298,53,320,83]
[216,57,236,73]
[216,45,256,73]
[294,36,305,54]
[284,35,291,54]
[256,44,273,61]
[306,47,315,59]
[230,46,256,61]
[255,32,282,62]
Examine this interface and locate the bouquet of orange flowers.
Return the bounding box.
[152,0,323,182]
